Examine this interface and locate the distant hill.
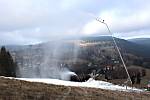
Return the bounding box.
[81,36,113,41]
[81,36,150,58]
[115,38,150,58]
[5,36,150,62]
[3,36,150,76]
[128,38,150,46]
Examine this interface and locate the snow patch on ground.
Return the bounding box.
[0,76,143,92]
[12,77,144,92]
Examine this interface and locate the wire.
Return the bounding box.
[95,18,132,85]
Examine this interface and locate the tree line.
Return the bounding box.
[0,46,16,77]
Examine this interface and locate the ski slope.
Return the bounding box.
[14,78,143,92]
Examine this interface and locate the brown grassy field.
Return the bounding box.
[0,77,150,100]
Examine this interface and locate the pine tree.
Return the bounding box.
[0,46,16,77]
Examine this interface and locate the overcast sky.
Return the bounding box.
[0,0,150,45]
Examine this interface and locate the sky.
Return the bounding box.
[0,0,150,45]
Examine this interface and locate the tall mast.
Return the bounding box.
[95,17,132,86]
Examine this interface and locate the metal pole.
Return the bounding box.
[95,18,132,87]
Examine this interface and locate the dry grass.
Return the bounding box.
[0,77,150,100]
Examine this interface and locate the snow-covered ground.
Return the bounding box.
[13,78,144,92]
[0,76,143,92]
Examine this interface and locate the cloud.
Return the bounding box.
[0,0,150,45]
[81,0,150,38]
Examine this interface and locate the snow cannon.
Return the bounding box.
[70,74,91,82]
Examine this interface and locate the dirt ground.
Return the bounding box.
[0,77,150,100]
